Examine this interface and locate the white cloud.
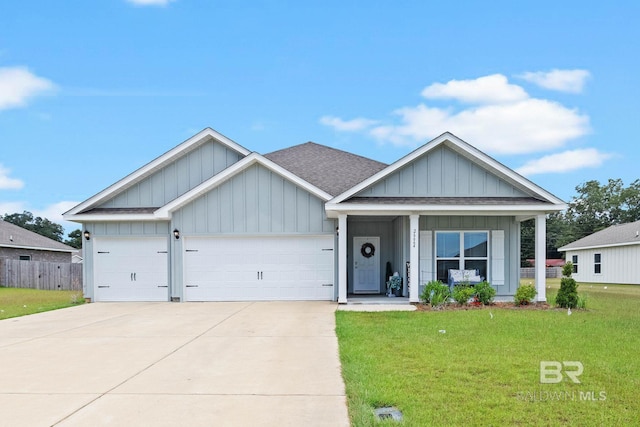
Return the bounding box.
[421,74,529,104]
[367,98,589,154]
[320,116,378,132]
[0,164,24,189]
[515,148,613,176]
[126,0,175,6]
[517,69,591,93]
[0,202,26,216]
[0,66,56,110]
[320,73,591,156]
[36,201,81,226]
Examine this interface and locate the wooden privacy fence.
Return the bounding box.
[520,267,562,279]
[0,259,83,291]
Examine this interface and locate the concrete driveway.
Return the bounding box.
[0,302,349,427]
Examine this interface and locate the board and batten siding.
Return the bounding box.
[357,145,529,197]
[419,216,520,296]
[565,245,640,285]
[172,163,335,235]
[80,221,170,300]
[98,140,244,208]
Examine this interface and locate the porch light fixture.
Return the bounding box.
[83,230,91,241]
[173,229,180,240]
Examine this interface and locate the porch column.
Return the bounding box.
[409,214,420,302]
[338,214,348,303]
[535,214,547,302]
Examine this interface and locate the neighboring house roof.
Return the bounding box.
[264,142,388,197]
[559,220,640,251]
[527,259,566,267]
[0,220,76,253]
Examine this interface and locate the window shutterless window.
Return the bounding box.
[19,255,31,261]
[572,255,578,274]
[435,231,488,283]
[594,253,601,274]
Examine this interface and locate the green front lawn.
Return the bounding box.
[0,287,85,320]
[336,281,640,426]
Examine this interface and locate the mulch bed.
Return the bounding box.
[413,301,554,311]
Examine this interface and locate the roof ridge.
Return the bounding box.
[265,141,388,167]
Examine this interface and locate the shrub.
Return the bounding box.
[473,281,496,305]
[562,261,574,278]
[556,261,579,308]
[576,293,588,309]
[452,284,475,305]
[514,284,537,306]
[420,280,450,308]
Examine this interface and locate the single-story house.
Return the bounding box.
[63,128,565,303]
[0,220,75,263]
[558,220,640,285]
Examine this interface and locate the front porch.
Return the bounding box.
[335,213,549,305]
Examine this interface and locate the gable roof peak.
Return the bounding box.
[328,131,566,207]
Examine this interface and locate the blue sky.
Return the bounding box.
[0,1,638,233]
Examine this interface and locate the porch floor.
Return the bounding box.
[346,294,411,305]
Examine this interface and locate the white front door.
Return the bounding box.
[353,236,380,294]
[93,237,169,302]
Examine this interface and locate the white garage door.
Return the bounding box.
[94,237,169,302]
[183,235,335,301]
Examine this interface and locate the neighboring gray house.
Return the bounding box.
[64,128,565,303]
[559,220,640,285]
[0,220,75,263]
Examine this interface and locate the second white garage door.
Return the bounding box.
[183,235,335,301]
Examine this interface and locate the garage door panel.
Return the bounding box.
[94,238,169,302]
[184,236,334,301]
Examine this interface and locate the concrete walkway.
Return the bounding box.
[0,302,349,427]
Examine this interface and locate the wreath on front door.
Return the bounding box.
[360,242,375,258]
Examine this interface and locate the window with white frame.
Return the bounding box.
[435,231,488,283]
[572,255,578,274]
[19,255,31,261]
[594,253,601,274]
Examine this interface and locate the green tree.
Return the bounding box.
[2,211,65,242]
[64,229,83,249]
[565,179,640,241]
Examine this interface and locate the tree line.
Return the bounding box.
[521,178,640,265]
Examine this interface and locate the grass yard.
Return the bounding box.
[336,280,640,426]
[0,287,85,320]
